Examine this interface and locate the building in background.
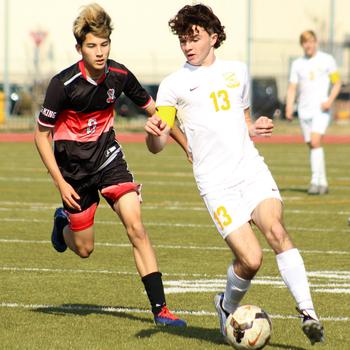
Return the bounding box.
[1,0,349,118]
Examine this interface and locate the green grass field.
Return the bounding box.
[1,140,349,350]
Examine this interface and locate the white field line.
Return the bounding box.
[1,202,350,216]
[1,266,349,279]
[0,176,196,186]
[162,276,350,295]
[1,216,350,233]
[0,238,349,255]
[2,266,350,296]
[313,289,350,294]
[1,200,350,214]
[1,162,349,176]
[0,175,350,190]
[0,266,138,276]
[0,302,348,322]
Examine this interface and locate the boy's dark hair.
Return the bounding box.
[168,4,226,48]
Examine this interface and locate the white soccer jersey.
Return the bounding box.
[289,51,338,119]
[156,59,267,196]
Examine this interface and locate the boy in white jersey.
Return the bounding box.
[286,30,341,195]
[144,4,324,346]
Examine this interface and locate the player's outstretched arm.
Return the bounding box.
[285,83,297,121]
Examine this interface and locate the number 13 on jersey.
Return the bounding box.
[209,90,231,112]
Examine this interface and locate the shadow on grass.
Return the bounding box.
[135,323,224,345]
[268,343,307,350]
[33,303,153,325]
[33,303,224,345]
[32,304,307,349]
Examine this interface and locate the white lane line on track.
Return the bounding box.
[0,302,348,321]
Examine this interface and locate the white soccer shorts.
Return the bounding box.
[299,112,330,143]
[202,168,282,239]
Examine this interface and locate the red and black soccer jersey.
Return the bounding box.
[37,59,152,180]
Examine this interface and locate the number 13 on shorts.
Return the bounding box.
[213,205,233,231]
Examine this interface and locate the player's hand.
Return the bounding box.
[57,180,81,211]
[285,106,294,122]
[252,116,274,137]
[321,100,331,111]
[186,150,193,164]
[285,110,294,121]
[144,115,168,136]
[285,113,293,121]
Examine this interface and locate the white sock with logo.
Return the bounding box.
[223,265,251,314]
[276,248,318,320]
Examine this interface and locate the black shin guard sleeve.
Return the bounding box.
[141,271,166,314]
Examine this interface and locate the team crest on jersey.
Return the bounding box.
[106,89,116,103]
[223,72,240,88]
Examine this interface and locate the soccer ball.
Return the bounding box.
[225,305,272,350]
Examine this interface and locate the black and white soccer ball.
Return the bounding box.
[225,305,272,350]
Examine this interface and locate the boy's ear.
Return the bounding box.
[75,44,82,54]
[211,33,218,47]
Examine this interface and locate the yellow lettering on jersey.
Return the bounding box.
[329,71,340,84]
[156,106,176,128]
[309,71,315,80]
[210,92,220,112]
[214,206,233,231]
[209,90,231,112]
[223,72,240,88]
[218,90,230,110]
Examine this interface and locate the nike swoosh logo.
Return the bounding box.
[248,330,262,346]
[190,86,199,91]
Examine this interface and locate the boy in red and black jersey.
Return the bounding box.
[34,3,186,327]
[38,59,151,180]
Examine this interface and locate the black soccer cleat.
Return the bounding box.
[51,208,68,252]
[297,308,325,345]
[214,293,229,337]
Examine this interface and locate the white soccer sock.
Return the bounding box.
[318,147,327,186]
[310,148,320,185]
[223,265,251,314]
[276,248,318,320]
[310,147,327,186]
